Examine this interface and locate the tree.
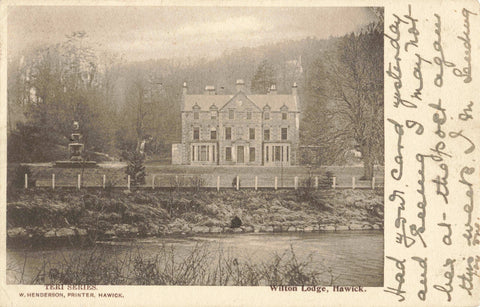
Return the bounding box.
[333,25,383,179]
[118,68,152,154]
[7,31,120,162]
[302,22,383,179]
[251,60,276,94]
[301,57,351,167]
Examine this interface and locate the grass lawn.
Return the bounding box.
[13,162,384,189]
[146,164,384,188]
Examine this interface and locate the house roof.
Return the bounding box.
[248,95,299,111]
[185,95,233,111]
[183,93,299,112]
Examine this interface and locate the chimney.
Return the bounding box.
[183,82,188,96]
[181,82,187,111]
[204,85,216,95]
[292,82,298,96]
[236,79,245,92]
[269,84,277,95]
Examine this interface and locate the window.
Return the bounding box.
[200,145,208,161]
[229,109,235,119]
[192,146,196,161]
[249,147,255,162]
[247,110,252,120]
[193,127,200,140]
[264,112,270,120]
[225,127,231,140]
[281,128,288,140]
[286,146,289,162]
[264,129,270,141]
[249,128,255,140]
[274,146,281,161]
[225,147,232,161]
[282,112,287,120]
[194,111,199,120]
[211,111,217,120]
[210,128,217,140]
[266,146,269,162]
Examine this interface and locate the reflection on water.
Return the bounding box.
[7,231,383,286]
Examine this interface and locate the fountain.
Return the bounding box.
[54,121,97,168]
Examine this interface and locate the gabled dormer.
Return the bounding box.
[263,104,271,120]
[209,104,218,120]
[280,104,289,120]
[192,103,201,120]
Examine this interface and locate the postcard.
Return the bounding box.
[0,0,479,306]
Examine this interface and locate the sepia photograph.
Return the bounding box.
[6,6,384,288]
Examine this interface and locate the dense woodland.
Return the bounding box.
[7,16,383,177]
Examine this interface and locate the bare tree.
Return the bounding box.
[302,23,383,178]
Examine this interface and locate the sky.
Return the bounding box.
[8,6,379,62]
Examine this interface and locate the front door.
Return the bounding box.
[237,146,244,163]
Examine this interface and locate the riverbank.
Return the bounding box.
[7,188,383,247]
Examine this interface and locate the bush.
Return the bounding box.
[308,193,334,212]
[65,203,85,225]
[297,176,315,201]
[10,243,337,286]
[124,151,146,186]
[320,171,334,188]
[169,175,188,190]
[230,216,242,228]
[82,194,101,211]
[189,176,206,192]
[8,123,66,163]
[231,176,241,189]
[296,169,333,201]
[7,164,36,200]
[9,164,35,189]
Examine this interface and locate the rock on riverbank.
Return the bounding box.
[7,189,383,246]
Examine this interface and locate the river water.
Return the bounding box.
[7,231,383,286]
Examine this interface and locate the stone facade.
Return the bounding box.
[173,80,300,166]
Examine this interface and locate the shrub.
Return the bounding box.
[230,216,242,228]
[7,164,36,200]
[308,193,334,212]
[102,177,121,196]
[319,171,334,188]
[11,243,338,286]
[297,176,315,201]
[189,176,206,192]
[231,176,241,189]
[82,194,101,211]
[124,151,146,187]
[169,175,188,191]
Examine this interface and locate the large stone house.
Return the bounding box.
[172,80,300,166]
